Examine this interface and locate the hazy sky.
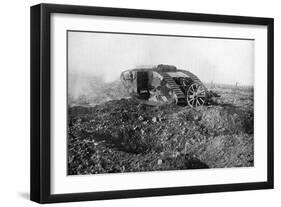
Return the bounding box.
[68,31,254,85]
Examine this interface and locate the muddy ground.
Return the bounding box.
[68,86,254,175]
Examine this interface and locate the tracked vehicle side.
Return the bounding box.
[120,64,207,107]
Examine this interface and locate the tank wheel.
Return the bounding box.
[186,83,206,107]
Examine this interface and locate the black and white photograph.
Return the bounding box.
[67,31,254,175]
[28,3,274,204]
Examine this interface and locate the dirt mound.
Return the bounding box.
[68,95,253,175]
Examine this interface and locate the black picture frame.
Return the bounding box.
[30,3,274,204]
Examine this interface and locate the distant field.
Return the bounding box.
[204,82,254,92]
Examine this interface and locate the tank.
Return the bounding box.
[120,64,207,107]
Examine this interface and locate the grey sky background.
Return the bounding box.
[68,31,254,86]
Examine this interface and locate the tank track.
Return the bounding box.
[180,70,208,91]
[161,72,187,105]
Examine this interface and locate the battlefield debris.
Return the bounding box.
[68,74,254,174]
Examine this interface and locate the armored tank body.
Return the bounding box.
[120,64,207,107]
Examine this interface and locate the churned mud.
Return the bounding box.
[67,86,254,175]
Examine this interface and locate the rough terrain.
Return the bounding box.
[68,81,254,175]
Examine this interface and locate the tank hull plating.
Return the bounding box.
[120,64,207,107]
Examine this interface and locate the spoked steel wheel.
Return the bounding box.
[186,83,206,107]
